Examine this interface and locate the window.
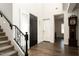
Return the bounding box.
[61,23,64,33]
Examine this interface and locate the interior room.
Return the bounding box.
[0,3,79,56]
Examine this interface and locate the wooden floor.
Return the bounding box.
[28,39,79,56]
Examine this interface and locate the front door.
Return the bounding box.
[43,20,50,41]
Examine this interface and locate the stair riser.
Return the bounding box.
[0,33,5,36]
[0,37,8,41]
[0,41,11,48]
[0,29,3,32]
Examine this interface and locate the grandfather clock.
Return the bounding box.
[68,15,77,47]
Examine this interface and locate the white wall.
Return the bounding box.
[42,3,78,46]
[13,3,64,44]
[13,3,44,49]
[1,3,78,50]
[42,3,63,43]
[0,3,12,22]
[0,3,68,46]
[0,3,13,40]
[13,3,64,45]
[64,11,72,45]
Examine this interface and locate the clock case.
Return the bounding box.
[68,15,78,47]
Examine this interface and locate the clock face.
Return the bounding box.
[70,19,76,25]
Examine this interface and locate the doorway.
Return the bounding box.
[30,14,38,48]
[54,14,64,47]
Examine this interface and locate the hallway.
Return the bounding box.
[28,39,79,56]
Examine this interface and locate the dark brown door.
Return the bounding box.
[30,14,38,48]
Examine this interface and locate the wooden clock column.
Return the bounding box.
[68,15,78,47]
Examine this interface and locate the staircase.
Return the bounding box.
[0,26,18,56]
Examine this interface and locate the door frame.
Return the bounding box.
[54,14,64,43]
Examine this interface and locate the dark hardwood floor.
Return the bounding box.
[28,39,79,56]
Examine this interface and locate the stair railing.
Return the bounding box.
[0,11,28,56]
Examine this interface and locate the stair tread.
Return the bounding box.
[0,32,5,36]
[0,40,10,44]
[1,50,17,56]
[0,45,13,51]
[0,29,3,30]
[0,29,2,30]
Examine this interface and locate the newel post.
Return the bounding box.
[25,32,28,56]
